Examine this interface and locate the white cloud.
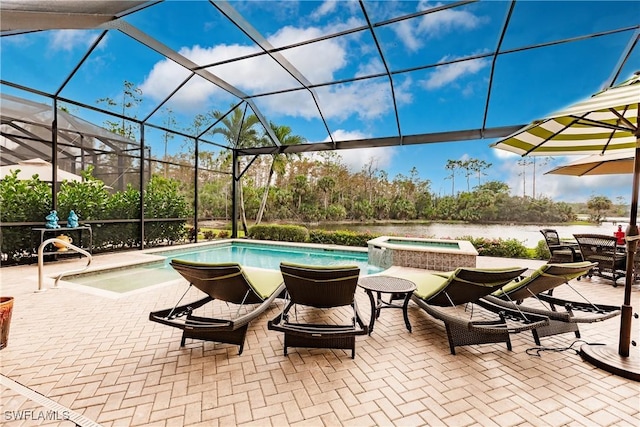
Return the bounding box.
[330,129,369,141]
[49,30,101,52]
[537,173,632,202]
[311,1,339,20]
[355,57,385,78]
[139,26,345,111]
[421,56,489,90]
[494,153,632,202]
[492,147,520,160]
[393,1,485,51]
[320,129,396,172]
[139,23,408,120]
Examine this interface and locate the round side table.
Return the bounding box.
[358,276,416,335]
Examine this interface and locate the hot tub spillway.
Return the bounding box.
[369,245,387,268]
[367,236,478,271]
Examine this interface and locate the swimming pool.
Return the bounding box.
[66,241,384,293]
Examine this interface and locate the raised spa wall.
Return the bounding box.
[367,236,478,271]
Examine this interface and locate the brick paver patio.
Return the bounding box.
[1,248,638,426]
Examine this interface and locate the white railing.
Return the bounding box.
[37,238,92,292]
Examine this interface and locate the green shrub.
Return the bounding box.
[144,176,190,245]
[0,172,51,260]
[58,177,110,221]
[0,172,51,222]
[461,236,530,259]
[535,239,551,260]
[326,204,347,221]
[309,229,381,247]
[1,172,191,263]
[248,224,309,242]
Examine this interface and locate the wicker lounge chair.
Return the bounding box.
[379,266,548,354]
[267,262,368,359]
[573,234,626,286]
[540,229,583,263]
[483,261,621,344]
[149,260,285,355]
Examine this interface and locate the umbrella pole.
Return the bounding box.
[580,134,640,381]
[619,140,640,357]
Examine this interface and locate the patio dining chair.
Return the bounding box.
[540,229,583,263]
[268,262,368,359]
[149,260,285,355]
[573,234,626,286]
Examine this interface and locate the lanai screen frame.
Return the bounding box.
[1,1,638,243]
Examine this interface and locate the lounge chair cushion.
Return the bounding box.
[242,266,284,299]
[414,273,450,300]
[372,267,526,301]
[492,261,594,298]
[169,260,283,301]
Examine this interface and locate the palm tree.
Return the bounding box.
[317,176,336,211]
[292,175,309,210]
[445,159,460,195]
[211,105,261,234]
[255,123,304,225]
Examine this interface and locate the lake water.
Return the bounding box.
[313,220,626,248]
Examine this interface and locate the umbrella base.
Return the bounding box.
[580,344,640,382]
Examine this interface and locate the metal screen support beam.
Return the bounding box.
[359,1,402,141]
[231,149,239,238]
[194,136,199,243]
[482,1,514,134]
[604,29,639,90]
[139,123,145,249]
[52,98,58,211]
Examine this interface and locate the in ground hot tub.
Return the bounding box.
[367,236,478,271]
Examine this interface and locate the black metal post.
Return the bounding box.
[231,149,238,238]
[140,124,145,249]
[52,99,58,211]
[194,137,199,242]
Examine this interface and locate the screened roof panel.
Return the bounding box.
[486,32,636,128]
[397,63,491,136]
[249,90,329,144]
[274,31,370,86]
[318,75,399,140]
[121,1,241,53]
[359,0,414,22]
[148,73,236,133]
[502,1,640,50]
[1,0,638,161]
[0,29,105,94]
[56,30,183,121]
[375,1,508,73]
[204,55,304,96]
[231,0,365,47]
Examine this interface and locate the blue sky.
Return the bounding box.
[1,1,638,204]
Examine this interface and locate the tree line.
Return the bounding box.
[89,82,621,228]
[153,108,578,227]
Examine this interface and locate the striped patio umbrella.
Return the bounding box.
[491,71,640,380]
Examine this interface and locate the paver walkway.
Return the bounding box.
[1,248,638,426]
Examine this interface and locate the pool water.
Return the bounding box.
[68,262,178,293]
[67,242,383,293]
